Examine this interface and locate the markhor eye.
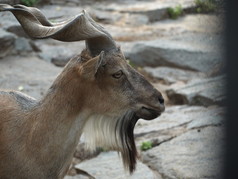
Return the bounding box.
[112,70,123,79]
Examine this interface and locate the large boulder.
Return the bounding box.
[143,66,205,84]
[35,40,85,64]
[166,75,226,106]
[0,56,61,99]
[134,105,225,145]
[125,33,223,72]
[0,28,16,58]
[141,126,224,179]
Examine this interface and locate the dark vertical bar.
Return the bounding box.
[225,0,238,178]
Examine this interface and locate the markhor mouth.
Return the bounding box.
[136,106,161,120]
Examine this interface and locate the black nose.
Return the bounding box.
[158,96,164,104]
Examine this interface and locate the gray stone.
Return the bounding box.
[143,66,205,84]
[90,9,122,24]
[0,11,21,30]
[134,105,225,145]
[40,5,84,20]
[141,126,224,179]
[0,28,16,58]
[14,37,33,53]
[166,75,226,106]
[75,152,155,179]
[36,40,85,63]
[150,14,224,39]
[7,25,28,38]
[52,55,73,67]
[187,105,225,129]
[135,105,196,134]
[96,0,196,22]
[0,56,61,99]
[125,33,223,72]
[125,14,149,26]
[113,14,223,45]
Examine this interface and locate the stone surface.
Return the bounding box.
[141,126,224,179]
[75,151,156,179]
[35,40,85,63]
[187,105,225,129]
[95,0,195,22]
[166,75,226,106]
[111,14,223,43]
[134,105,225,144]
[0,10,21,30]
[0,56,61,99]
[143,66,205,84]
[89,9,123,24]
[125,33,223,72]
[40,5,84,20]
[14,37,33,53]
[0,28,16,58]
[7,25,28,38]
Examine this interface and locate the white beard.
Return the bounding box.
[81,110,139,173]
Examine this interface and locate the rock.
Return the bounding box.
[125,33,223,72]
[134,105,225,144]
[123,14,149,26]
[89,9,122,24]
[143,66,205,84]
[14,37,33,53]
[166,75,226,106]
[135,105,196,134]
[187,105,225,129]
[75,151,155,179]
[36,40,84,63]
[135,105,225,134]
[0,11,22,30]
[7,25,28,38]
[95,0,196,22]
[52,55,73,67]
[141,126,224,179]
[40,5,84,20]
[0,56,62,99]
[112,14,223,43]
[0,28,16,58]
[152,14,224,36]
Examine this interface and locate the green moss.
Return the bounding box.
[167,5,183,19]
[140,141,153,151]
[20,0,38,6]
[195,0,217,13]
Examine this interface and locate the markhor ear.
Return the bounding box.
[95,51,106,75]
[80,51,106,80]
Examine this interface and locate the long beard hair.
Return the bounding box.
[82,111,139,173]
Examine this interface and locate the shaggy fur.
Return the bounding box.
[83,111,139,173]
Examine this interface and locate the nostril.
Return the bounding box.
[158,96,164,104]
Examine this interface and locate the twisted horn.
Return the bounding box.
[0,4,117,56]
